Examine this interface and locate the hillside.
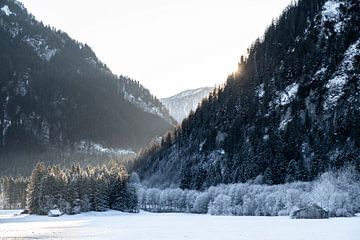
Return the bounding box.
[135,0,360,189]
[0,0,175,159]
[161,87,214,123]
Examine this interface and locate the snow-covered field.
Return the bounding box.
[0,210,359,240]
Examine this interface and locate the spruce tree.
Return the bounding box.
[26,162,46,214]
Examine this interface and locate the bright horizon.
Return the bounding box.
[19,0,293,98]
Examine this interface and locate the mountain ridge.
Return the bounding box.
[135,0,360,189]
[0,0,175,155]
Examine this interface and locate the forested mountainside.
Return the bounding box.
[135,0,360,189]
[0,0,175,157]
[161,87,214,123]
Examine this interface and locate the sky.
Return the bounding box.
[20,0,293,98]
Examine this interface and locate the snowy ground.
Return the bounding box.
[0,210,359,240]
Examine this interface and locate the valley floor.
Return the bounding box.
[0,210,359,240]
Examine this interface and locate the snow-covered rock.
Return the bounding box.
[280,83,299,106]
[256,83,265,99]
[1,5,15,16]
[319,0,351,34]
[279,108,292,130]
[321,0,344,33]
[268,82,299,110]
[24,36,58,61]
[324,38,360,110]
[322,1,341,22]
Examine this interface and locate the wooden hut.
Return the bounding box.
[48,209,62,217]
[291,205,329,219]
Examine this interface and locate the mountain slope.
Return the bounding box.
[135,0,360,189]
[0,0,175,155]
[161,87,214,123]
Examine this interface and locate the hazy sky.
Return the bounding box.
[20,0,292,98]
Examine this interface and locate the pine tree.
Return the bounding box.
[26,162,46,214]
[93,175,108,212]
[180,164,192,190]
[108,166,126,210]
[285,159,301,182]
[124,184,139,212]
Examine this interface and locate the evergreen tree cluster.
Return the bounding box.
[135,0,360,188]
[0,176,27,209]
[25,162,138,215]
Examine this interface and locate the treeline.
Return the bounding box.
[0,176,27,209]
[136,167,360,217]
[0,149,136,177]
[1,166,359,218]
[26,163,138,215]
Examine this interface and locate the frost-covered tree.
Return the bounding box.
[209,194,232,215]
[135,167,360,217]
[193,192,210,214]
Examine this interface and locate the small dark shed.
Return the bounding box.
[291,205,329,219]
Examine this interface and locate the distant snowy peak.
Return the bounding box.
[161,87,214,123]
[173,87,212,99]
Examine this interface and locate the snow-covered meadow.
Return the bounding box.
[1,210,359,240]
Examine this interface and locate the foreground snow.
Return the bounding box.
[0,210,359,240]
